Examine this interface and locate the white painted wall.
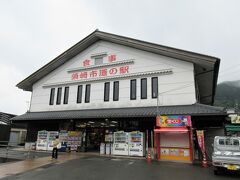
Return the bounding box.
[30,41,196,112]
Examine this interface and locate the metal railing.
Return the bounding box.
[0,141,37,161]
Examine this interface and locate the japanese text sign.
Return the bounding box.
[71,65,129,80]
[82,54,117,67]
[156,116,191,127]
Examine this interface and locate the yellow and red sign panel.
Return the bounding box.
[156,116,191,127]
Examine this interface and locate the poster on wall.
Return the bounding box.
[67,131,82,151]
[156,116,191,127]
[160,147,190,161]
[59,130,68,142]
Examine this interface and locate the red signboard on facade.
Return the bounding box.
[156,116,191,127]
[71,65,129,80]
[83,59,90,67]
[108,55,116,62]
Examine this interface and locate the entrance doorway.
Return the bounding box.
[154,128,193,162]
[85,128,105,152]
[74,118,155,153]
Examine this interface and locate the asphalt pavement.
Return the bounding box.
[2,156,240,180]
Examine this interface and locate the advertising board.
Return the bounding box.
[156,116,191,127]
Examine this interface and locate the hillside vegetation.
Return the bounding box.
[214,80,240,109]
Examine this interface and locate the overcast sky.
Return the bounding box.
[0,0,240,115]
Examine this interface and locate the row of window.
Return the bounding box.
[77,84,91,103]
[49,84,91,105]
[104,81,119,101]
[49,87,70,105]
[130,77,158,100]
[49,77,158,105]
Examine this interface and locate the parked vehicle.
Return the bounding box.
[212,136,240,175]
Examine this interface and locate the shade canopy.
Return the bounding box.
[11,103,226,122]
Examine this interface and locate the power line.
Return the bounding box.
[158,83,193,95]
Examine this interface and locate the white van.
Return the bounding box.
[212,136,240,175]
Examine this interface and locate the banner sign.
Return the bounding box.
[229,114,240,124]
[156,116,191,127]
[196,130,207,166]
[196,130,205,154]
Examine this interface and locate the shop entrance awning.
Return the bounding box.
[154,127,189,133]
[11,103,226,122]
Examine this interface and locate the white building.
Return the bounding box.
[13,30,226,162]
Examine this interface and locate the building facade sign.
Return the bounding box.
[82,54,116,67]
[71,65,129,80]
[229,114,240,124]
[156,115,191,127]
[70,54,133,80]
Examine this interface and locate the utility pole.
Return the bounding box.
[157,92,159,117]
[26,101,30,112]
[235,100,239,114]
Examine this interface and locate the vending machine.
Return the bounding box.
[105,133,113,155]
[36,130,48,151]
[128,131,145,157]
[112,131,129,156]
[47,131,59,151]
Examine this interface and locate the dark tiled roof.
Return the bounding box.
[11,103,226,121]
[0,112,16,125]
